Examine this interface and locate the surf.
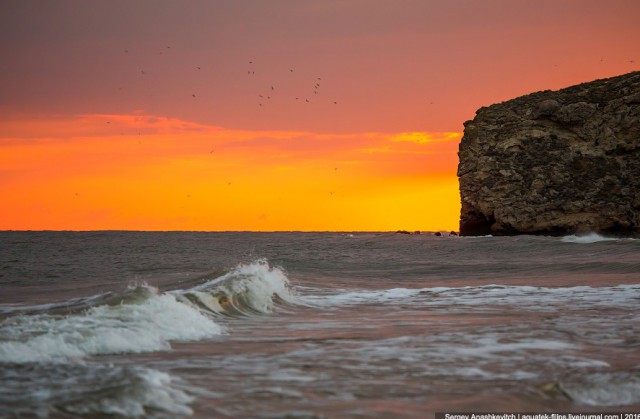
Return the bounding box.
[0,285,222,363]
[175,258,299,316]
[0,259,299,364]
[561,232,620,243]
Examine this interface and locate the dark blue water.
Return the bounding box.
[1,232,639,417]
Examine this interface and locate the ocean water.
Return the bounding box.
[1,231,639,418]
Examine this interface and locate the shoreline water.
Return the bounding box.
[1,232,639,417]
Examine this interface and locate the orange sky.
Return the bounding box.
[1,1,639,231]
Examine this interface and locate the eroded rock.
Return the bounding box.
[458,71,640,236]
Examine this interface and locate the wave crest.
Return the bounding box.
[0,364,194,417]
[0,259,295,363]
[177,259,297,316]
[559,372,640,406]
[0,285,222,363]
[561,233,619,244]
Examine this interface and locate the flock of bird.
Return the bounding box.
[128,47,339,108]
[246,61,338,109]
[113,47,342,201]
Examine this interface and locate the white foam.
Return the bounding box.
[450,337,575,357]
[559,356,610,369]
[300,287,423,307]
[561,373,640,406]
[301,284,640,311]
[459,234,494,238]
[419,367,538,380]
[185,259,298,314]
[561,232,618,243]
[63,368,194,417]
[0,287,222,363]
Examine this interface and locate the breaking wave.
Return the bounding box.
[0,286,222,363]
[559,372,640,406]
[0,364,194,417]
[561,232,621,244]
[0,259,295,363]
[174,258,298,316]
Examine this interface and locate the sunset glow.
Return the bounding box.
[0,114,460,231]
[1,1,638,231]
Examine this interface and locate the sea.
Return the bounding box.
[0,231,639,418]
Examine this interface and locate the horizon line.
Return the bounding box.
[0,229,459,234]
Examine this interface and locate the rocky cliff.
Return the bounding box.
[458,71,640,236]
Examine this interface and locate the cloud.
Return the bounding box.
[390,132,461,144]
[1,114,463,199]
[0,112,462,231]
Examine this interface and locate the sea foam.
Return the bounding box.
[560,372,640,406]
[561,232,619,243]
[301,283,640,311]
[178,259,298,315]
[0,259,296,363]
[0,285,222,363]
[0,363,194,417]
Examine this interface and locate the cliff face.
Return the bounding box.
[458,71,640,236]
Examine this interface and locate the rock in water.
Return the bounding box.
[458,71,640,236]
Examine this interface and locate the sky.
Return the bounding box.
[1,0,639,231]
